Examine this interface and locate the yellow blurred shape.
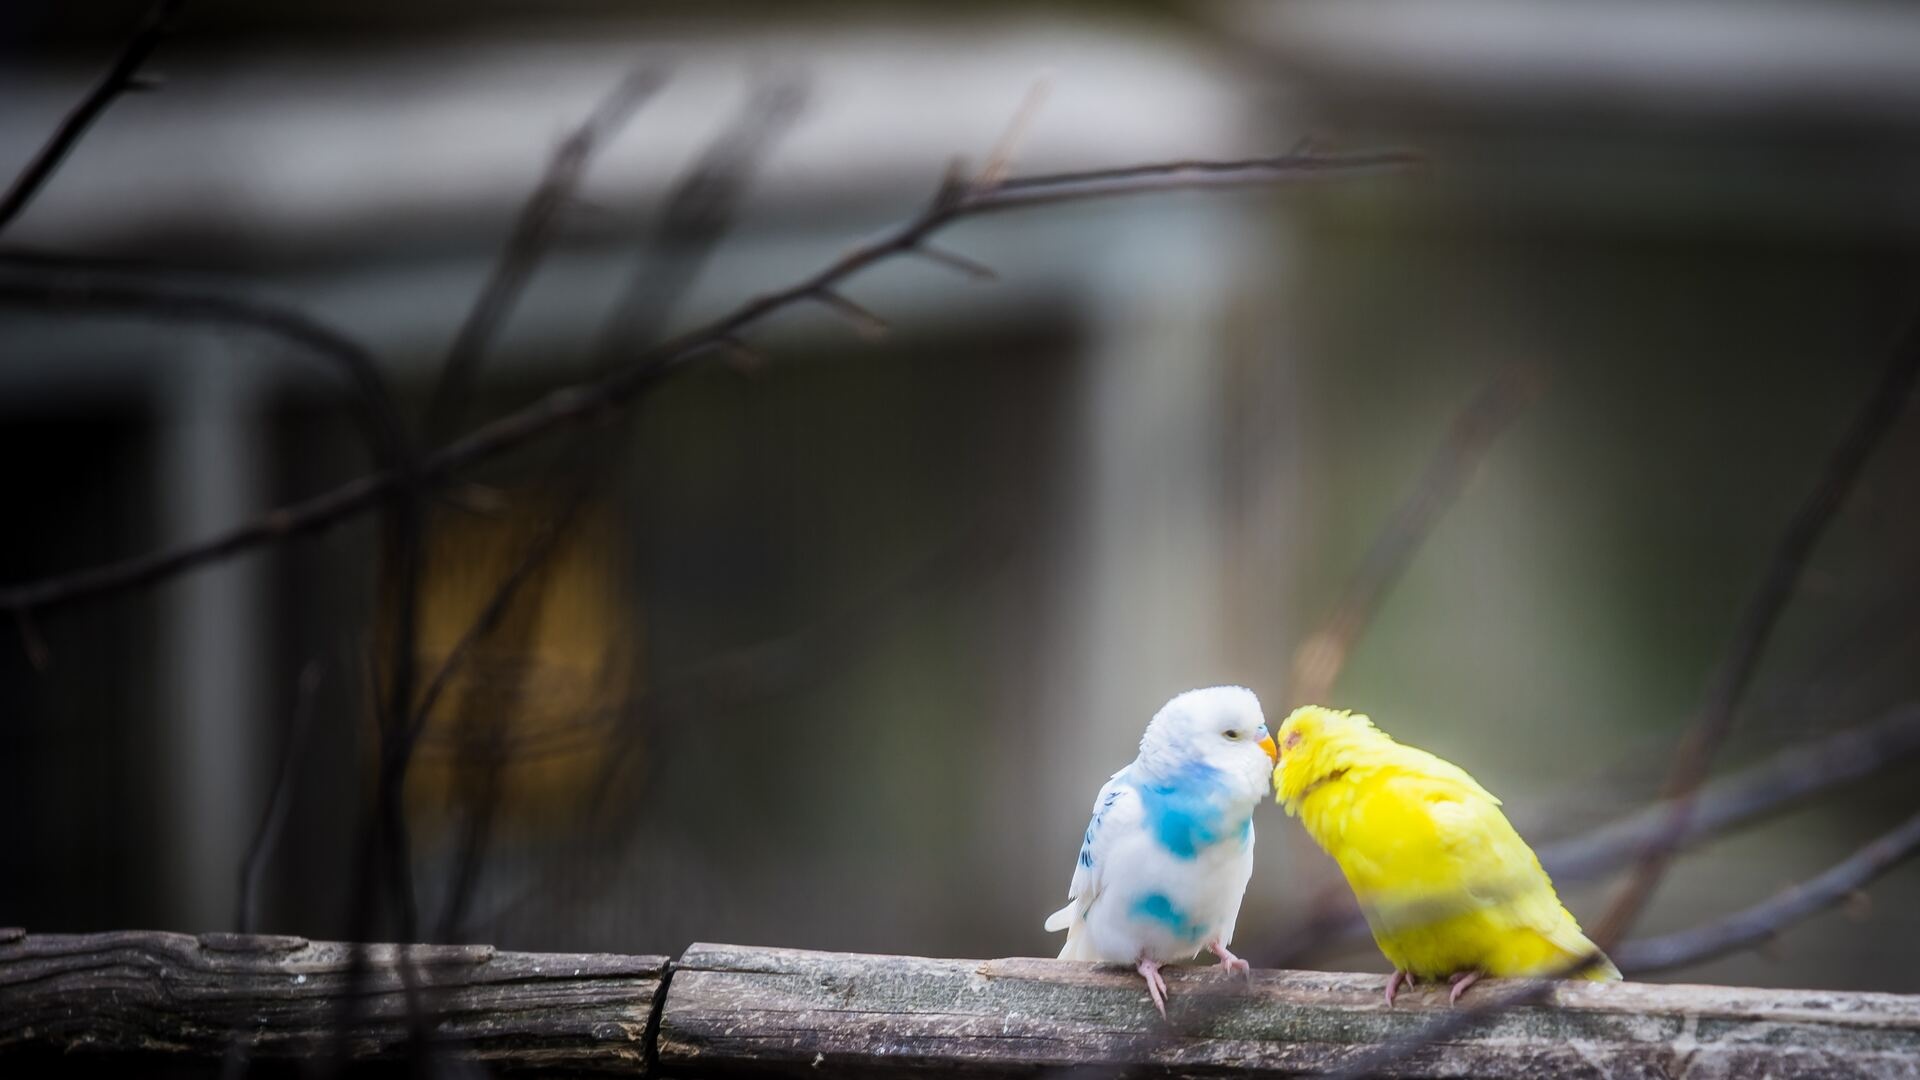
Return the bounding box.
[389,497,640,832]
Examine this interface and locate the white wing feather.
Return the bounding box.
[1046,770,1141,957]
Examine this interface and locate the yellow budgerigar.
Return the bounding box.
[1274,706,1620,1005]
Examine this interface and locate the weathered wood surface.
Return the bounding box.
[0,928,665,1073]
[5,932,1919,1077]
[659,943,1920,1079]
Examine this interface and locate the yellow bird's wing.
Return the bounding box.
[1419,777,1616,978]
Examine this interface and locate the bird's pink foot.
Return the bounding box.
[1448,970,1483,1006]
[1207,941,1253,986]
[1385,969,1417,1007]
[1137,958,1169,1020]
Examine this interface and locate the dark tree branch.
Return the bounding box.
[589,72,808,365]
[1591,311,1920,947]
[1541,703,1920,884]
[0,146,1419,620]
[0,0,183,235]
[1288,363,1541,706]
[234,661,323,935]
[1615,808,1920,976]
[0,272,403,468]
[425,65,669,442]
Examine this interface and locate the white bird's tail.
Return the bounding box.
[1045,903,1098,961]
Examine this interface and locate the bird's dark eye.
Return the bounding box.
[1224,730,1241,740]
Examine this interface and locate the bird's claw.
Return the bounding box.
[1208,941,1254,987]
[1448,970,1483,1006]
[1385,969,1416,1007]
[1137,959,1169,1020]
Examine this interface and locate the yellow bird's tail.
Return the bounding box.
[1580,950,1623,982]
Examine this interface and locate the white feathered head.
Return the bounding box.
[1136,685,1276,793]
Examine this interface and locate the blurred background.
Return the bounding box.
[3,0,1918,1000]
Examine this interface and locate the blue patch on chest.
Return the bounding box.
[1131,892,1206,942]
[1136,761,1249,859]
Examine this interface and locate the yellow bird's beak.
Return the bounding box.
[1258,734,1279,763]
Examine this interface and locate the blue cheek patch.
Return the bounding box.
[1132,892,1206,942]
[1138,761,1248,859]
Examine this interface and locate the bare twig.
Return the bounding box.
[0,0,183,234]
[1591,314,1920,947]
[425,65,669,442]
[1542,703,1920,884]
[974,79,1051,190]
[0,146,1420,620]
[909,241,997,281]
[812,287,891,338]
[0,271,405,470]
[1288,363,1541,706]
[1615,808,1920,975]
[234,661,324,935]
[589,72,808,363]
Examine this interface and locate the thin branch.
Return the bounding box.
[1288,363,1541,706]
[0,271,405,471]
[1541,703,1920,883]
[424,65,669,442]
[235,661,323,934]
[0,0,183,234]
[0,145,1420,619]
[974,79,1051,190]
[587,72,808,364]
[1616,808,1920,976]
[909,241,997,281]
[978,150,1421,210]
[1591,313,1920,947]
[812,287,890,338]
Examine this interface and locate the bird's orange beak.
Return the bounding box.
[1258,734,1279,763]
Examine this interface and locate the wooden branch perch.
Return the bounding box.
[4,932,1917,1077]
[0,930,664,1073]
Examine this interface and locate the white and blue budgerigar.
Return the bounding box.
[1045,685,1277,1017]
